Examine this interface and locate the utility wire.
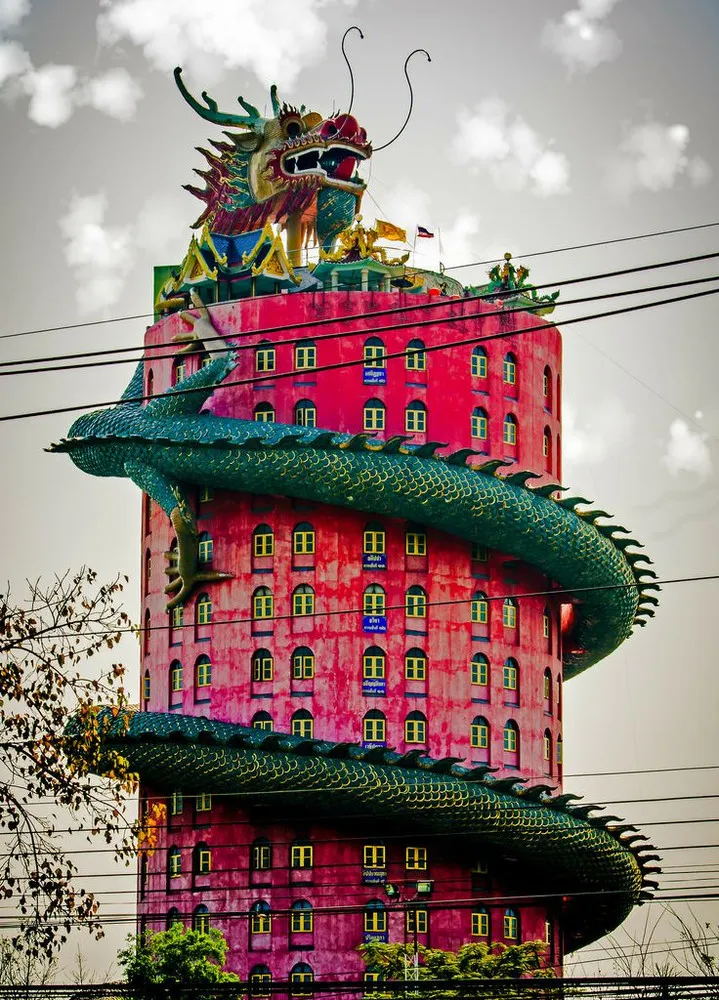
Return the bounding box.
[2,249,718,372]
[2,221,717,343]
[5,282,719,423]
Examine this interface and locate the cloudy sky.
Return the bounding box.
[0,0,717,979]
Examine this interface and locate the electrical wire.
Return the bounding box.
[2,249,718,373]
[2,220,718,343]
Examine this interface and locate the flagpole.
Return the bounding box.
[412,225,418,269]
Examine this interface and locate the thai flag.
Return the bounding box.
[416,226,435,238]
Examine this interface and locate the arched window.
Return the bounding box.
[471,907,490,937]
[543,607,551,645]
[145,549,152,587]
[253,524,274,558]
[252,586,274,620]
[291,709,313,739]
[471,653,489,686]
[543,729,553,774]
[405,647,427,681]
[405,400,427,434]
[504,907,519,940]
[471,406,488,441]
[255,341,276,373]
[556,373,562,419]
[363,337,385,367]
[471,346,487,378]
[405,711,427,745]
[471,591,488,625]
[363,584,386,616]
[198,485,213,504]
[405,585,427,618]
[294,399,317,428]
[196,593,212,626]
[557,734,563,768]
[293,522,315,555]
[170,659,183,694]
[503,598,517,629]
[503,352,517,385]
[254,402,276,423]
[193,904,210,935]
[195,655,211,688]
[250,900,271,934]
[146,368,154,398]
[363,646,386,679]
[290,899,314,933]
[543,365,552,410]
[250,965,272,996]
[194,841,211,875]
[543,427,552,471]
[292,584,315,617]
[252,649,273,682]
[503,720,520,761]
[144,608,151,655]
[363,398,386,432]
[292,647,315,680]
[290,840,313,869]
[290,963,314,989]
[364,900,387,933]
[166,907,182,929]
[406,338,426,371]
[503,413,518,447]
[197,531,213,565]
[142,669,151,702]
[363,709,386,744]
[199,352,212,369]
[168,846,182,879]
[470,716,489,749]
[543,668,553,713]
[295,340,316,370]
[252,711,273,731]
[172,357,187,386]
[363,521,386,555]
[251,838,272,870]
[557,673,563,721]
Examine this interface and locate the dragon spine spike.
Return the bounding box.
[529,481,565,497]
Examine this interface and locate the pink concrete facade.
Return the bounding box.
[138,291,565,977]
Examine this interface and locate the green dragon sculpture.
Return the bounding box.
[51,306,660,951]
[173,67,371,252]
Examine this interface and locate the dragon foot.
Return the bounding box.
[164,504,234,610]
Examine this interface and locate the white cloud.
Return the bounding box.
[608,121,713,196]
[97,0,346,90]
[542,0,622,73]
[0,0,29,30]
[22,64,77,127]
[563,399,633,466]
[82,67,143,121]
[0,38,29,86]
[452,99,570,196]
[59,193,134,314]
[662,419,712,481]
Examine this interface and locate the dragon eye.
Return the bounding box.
[285,120,303,139]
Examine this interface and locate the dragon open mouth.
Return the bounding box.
[281,143,366,187]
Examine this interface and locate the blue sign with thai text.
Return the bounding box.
[363,931,389,943]
[363,553,387,571]
[362,677,387,697]
[363,615,388,633]
[363,367,387,385]
[362,870,387,886]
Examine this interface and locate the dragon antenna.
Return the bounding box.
[374,48,431,152]
[341,25,364,115]
[173,66,259,129]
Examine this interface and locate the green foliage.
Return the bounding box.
[118,924,239,991]
[359,941,555,997]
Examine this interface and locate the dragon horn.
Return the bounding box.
[174,67,260,129]
[270,84,282,117]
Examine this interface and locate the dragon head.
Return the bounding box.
[175,68,371,242]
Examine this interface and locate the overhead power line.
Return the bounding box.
[1,248,718,372]
[1,220,717,344]
[4,282,719,423]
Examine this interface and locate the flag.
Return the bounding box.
[375,219,407,242]
[416,226,434,239]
